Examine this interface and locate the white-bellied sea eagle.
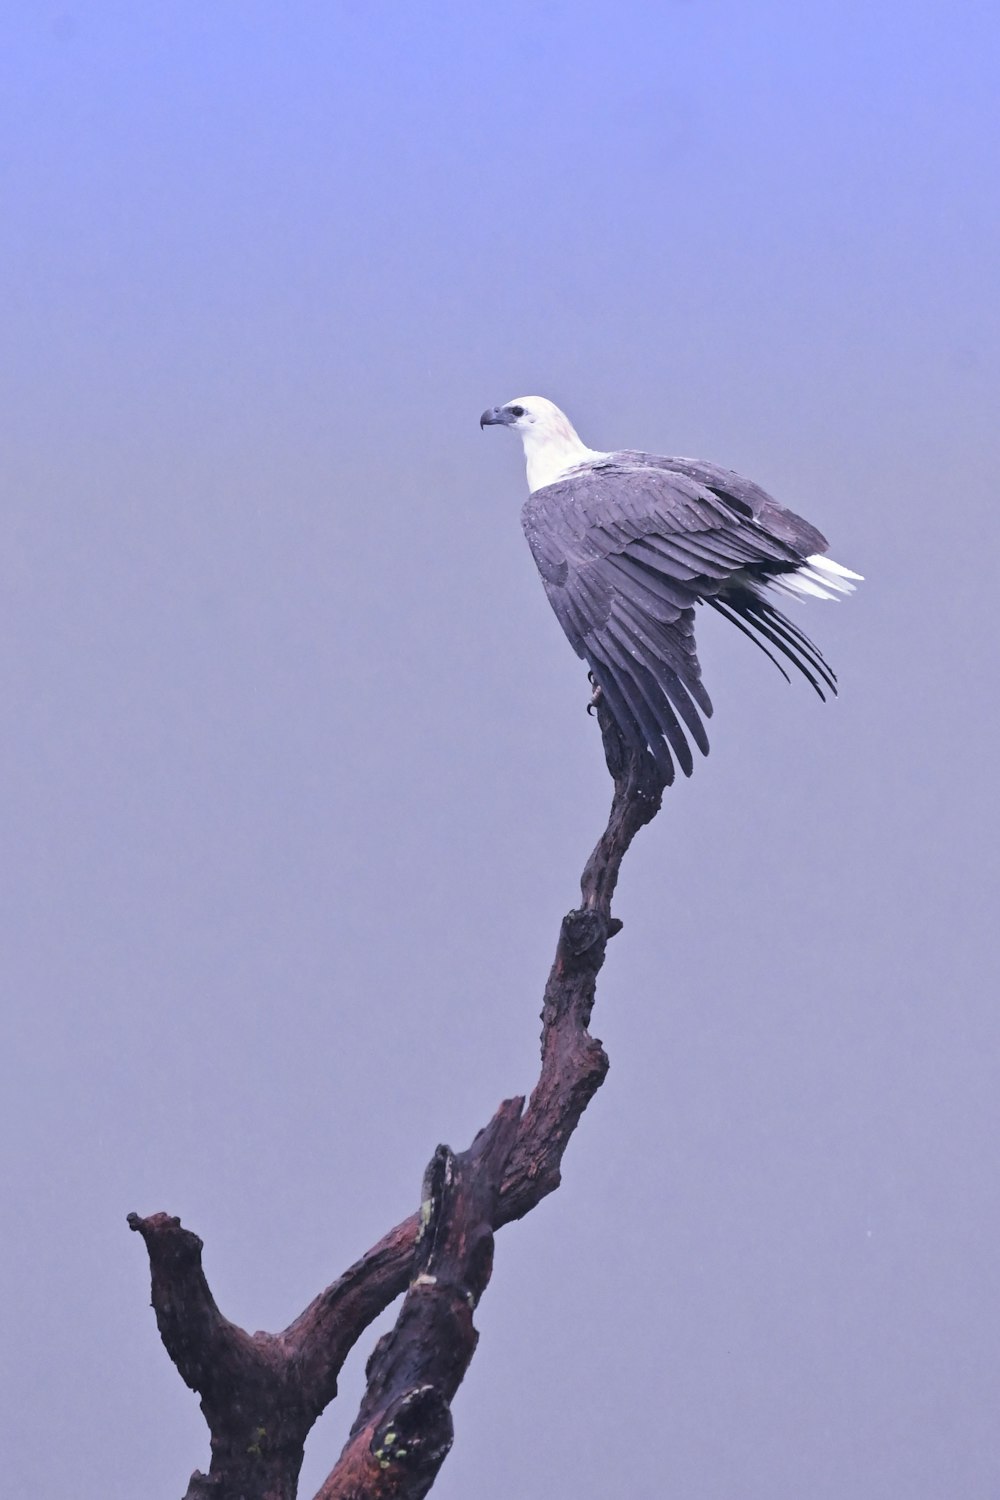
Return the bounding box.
[481,395,861,784]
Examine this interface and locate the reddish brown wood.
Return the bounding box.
[131,703,665,1499]
[127,1212,314,1499]
[315,1099,523,1500]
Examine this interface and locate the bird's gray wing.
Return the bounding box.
[522,459,830,782]
[617,450,830,556]
[612,454,838,698]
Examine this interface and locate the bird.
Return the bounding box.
[480,395,861,785]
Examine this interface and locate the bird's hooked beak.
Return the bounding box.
[480,405,515,429]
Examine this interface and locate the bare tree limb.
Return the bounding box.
[131,704,666,1498]
[126,1213,248,1396]
[281,1221,420,1416]
[128,1213,312,1500]
[315,1098,523,1500]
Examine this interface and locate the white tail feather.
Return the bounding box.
[768,553,863,603]
[809,555,863,580]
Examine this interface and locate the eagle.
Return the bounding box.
[481,395,861,784]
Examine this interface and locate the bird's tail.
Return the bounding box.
[766,553,863,603]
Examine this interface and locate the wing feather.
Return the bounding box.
[594,627,691,777]
[707,594,836,699]
[602,553,692,619]
[612,609,711,754]
[586,654,667,777]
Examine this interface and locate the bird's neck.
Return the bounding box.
[521,420,602,493]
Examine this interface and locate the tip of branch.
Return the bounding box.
[127,1211,182,1236]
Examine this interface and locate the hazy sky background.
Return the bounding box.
[2,3,998,1496]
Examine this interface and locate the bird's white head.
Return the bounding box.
[480,395,603,493]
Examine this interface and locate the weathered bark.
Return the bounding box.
[316,1098,523,1499]
[131,702,664,1499]
[127,1212,315,1499]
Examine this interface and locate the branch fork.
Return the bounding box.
[132,702,664,1499]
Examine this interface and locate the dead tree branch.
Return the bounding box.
[316,1098,523,1500]
[131,701,664,1498]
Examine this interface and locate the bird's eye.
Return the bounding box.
[508,405,525,418]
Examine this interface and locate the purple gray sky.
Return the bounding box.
[2,3,999,1496]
